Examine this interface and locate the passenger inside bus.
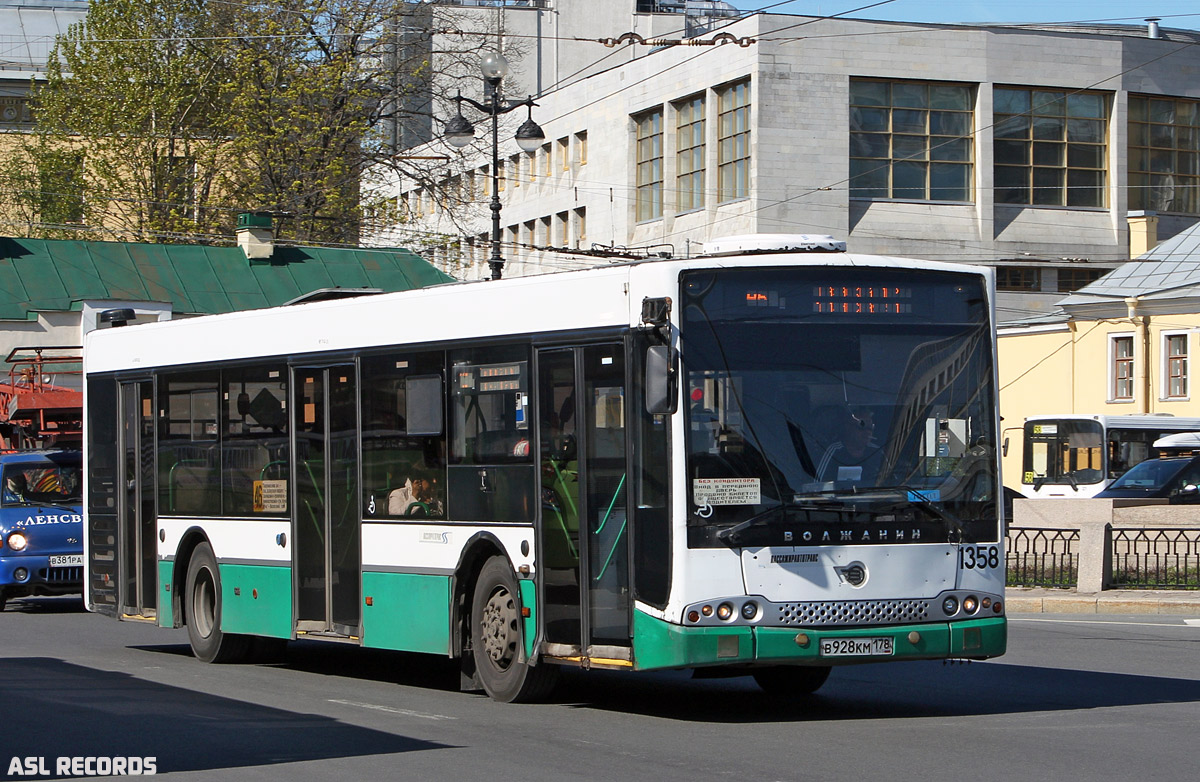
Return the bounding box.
[388,465,444,517]
[816,407,883,485]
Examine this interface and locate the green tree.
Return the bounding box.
[1,0,473,245]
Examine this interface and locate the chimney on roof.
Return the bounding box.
[236,212,275,260]
[1146,18,1162,39]
[1128,210,1159,257]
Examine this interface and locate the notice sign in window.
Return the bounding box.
[253,480,288,513]
[693,477,761,506]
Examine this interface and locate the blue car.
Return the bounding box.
[0,451,84,611]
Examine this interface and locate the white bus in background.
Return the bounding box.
[1019,414,1200,498]
[83,234,1006,703]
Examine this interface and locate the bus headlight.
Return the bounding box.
[962,595,980,615]
[716,602,734,621]
[741,601,759,620]
[942,596,959,616]
[6,531,29,552]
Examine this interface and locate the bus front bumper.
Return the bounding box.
[631,609,1006,671]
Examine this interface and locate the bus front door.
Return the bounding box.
[292,365,361,638]
[537,345,631,660]
[118,379,156,619]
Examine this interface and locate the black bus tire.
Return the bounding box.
[470,556,557,703]
[752,665,832,696]
[185,542,251,664]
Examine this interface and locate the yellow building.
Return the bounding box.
[999,217,1200,494]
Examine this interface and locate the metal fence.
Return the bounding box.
[1111,528,1200,589]
[1006,528,1079,588]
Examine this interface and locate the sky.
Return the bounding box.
[724,1,1200,31]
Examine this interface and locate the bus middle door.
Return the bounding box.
[536,344,631,662]
[291,364,361,638]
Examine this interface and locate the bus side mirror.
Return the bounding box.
[645,345,677,415]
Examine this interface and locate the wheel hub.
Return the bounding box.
[480,587,517,668]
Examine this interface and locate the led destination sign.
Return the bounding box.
[742,284,914,315]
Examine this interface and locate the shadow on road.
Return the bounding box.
[2,595,86,614]
[128,638,1200,724]
[0,657,452,777]
[547,660,1200,722]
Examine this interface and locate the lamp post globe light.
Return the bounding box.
[444,51,545,280]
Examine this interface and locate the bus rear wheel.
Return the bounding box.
[752,665,831,696]
[470,556,557,703]
[185,542,251,664]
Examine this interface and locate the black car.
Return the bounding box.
[1095,455,1200,503]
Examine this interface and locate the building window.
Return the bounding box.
[675,94,705,212]
[573,206,586,247]
[1112,335,1134,401]
[37,151,85,225]
[1166,334,1189,399]
[996,266,1041,291]
[849,79,974,202]
[635,107,664,221]
[994,87,1108,207]
[558,137,570,171]
[1129,95,1200,215]
[1056,267,1107,292]
[575,131,588,166]
[717,79,750,203]
[556,211,569,245]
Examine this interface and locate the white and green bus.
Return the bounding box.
[83,235,1006,702]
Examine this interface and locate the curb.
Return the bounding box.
[1007,589,1200,615]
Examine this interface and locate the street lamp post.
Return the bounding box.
[445,52,545,280]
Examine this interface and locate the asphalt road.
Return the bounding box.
[1,596,1198,781]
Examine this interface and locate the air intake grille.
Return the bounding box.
[39,566,83,584]
[775,598,932,627]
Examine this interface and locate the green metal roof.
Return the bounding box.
[0,236,455,320]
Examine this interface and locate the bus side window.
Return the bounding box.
[448,345,535,522]
[361,352,447,519]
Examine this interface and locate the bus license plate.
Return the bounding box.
[49,555,83,567]
[819,637,894,657]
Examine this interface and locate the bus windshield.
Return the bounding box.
[681,267,997,547]
[1021,419,1104,488]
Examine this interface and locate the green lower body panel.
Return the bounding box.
[157,560,173,629]
[519,578,536,659]
[361,571,451,654]
[632,609,1006,671]
[218,564,292,639]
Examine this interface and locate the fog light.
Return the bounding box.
[716,602,734,621]
[701,604,713,617]
[741,601,758,620]
[7,531,28,551]
[963,595,979,615]
[942,596,959,616]
[14,567,28,582]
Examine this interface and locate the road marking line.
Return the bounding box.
[328,698,456,720]
[1011,617,1200,629]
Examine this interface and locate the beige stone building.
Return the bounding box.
[999,219,1200,493]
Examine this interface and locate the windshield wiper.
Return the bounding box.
[716,505,790,547]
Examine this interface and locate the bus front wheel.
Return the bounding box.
[185,542,251,664]
[752,665,831,696]
[470,556,557,703]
